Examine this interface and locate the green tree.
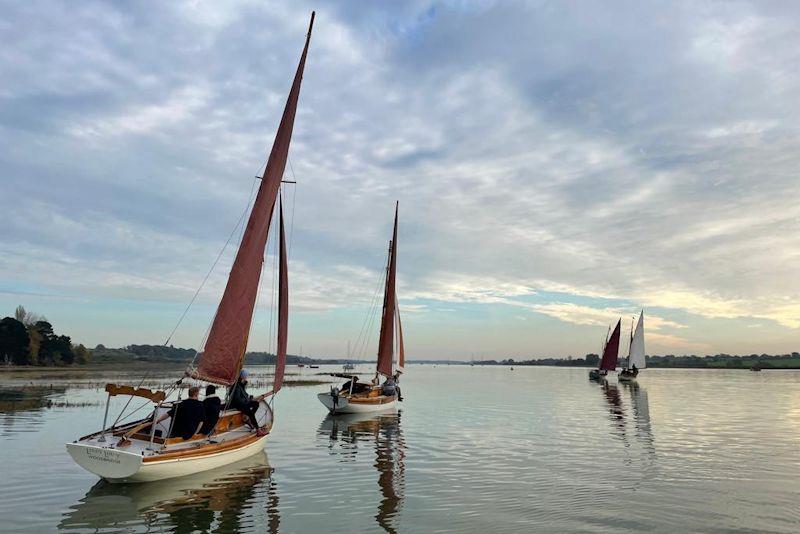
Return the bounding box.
[73,343,91,365]
[0,317,30,365]
[34,321,56,364]
[26,326,41,365]
[52,335,74,365]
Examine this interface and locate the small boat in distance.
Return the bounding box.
[318,204,405,414]
[589,319,621,380]
[619,312,645,381]
[66,12,315,483]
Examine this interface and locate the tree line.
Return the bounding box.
[0,306,90,366]
[475,352,800,369]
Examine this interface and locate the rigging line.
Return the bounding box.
[264,196,279,362]
[252,237,269,377]
[286,157,298,258]
[164,176,260,348]
[353,264,386,359]
[113,380,182,427]
[353,266,385,358]
[109,373,150,430]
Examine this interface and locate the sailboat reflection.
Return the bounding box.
[622,381,655,453]
[59,451,279,533]
[318,411,406,533]
[599,379,627,440]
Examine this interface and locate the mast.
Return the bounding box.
[627,316,634,369]
[193,12,314,385]
[376,203,399,377]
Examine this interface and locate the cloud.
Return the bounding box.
[1,1,799,356]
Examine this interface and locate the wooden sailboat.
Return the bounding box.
[318,204,405,414]
[66,12,315,483]
[619,311,645,381]
[589,319,621,380]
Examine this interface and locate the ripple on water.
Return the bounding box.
[1,366,800,532]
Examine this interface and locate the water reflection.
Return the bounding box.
[59,451,279,533]
[318,411,406,533]
[599,379,627,440]
[0,386,68,438]
[622,381,655,454]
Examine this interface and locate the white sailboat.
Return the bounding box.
[619,311,645,381]
[318,204,405,414]
[66,12,315,483]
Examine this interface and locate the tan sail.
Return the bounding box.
[195,13,314,385]
[376,202,399,377]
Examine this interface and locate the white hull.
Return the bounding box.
[317,392,397,414]
[67,433,268,483]
[67,401,274,483]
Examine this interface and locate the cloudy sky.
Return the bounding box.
[1,0,799,359]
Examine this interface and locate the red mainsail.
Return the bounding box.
[599,319,621,371]
[194,13,313,385]
[376,203,399,377]
[272,199,288,393]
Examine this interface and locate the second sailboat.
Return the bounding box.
[318,203,405,414]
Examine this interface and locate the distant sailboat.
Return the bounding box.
[589,319,621,380]
[318,203,405,414]
[619,311,645,381]
[66,12,315,482]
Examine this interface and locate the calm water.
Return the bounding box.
[1,365,800,533]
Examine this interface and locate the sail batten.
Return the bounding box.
[376,203,399,377]
[193,13,313,386]
[599,319,621,371]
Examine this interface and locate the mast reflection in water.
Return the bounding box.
[318,411,406,533]
[59,451,280,533]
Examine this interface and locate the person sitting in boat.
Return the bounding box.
[632,364,638,374]
[338,375,370,395]
[382,374,403,401]
[199,384,222,435]
[155,386,204,440]
[381,375,397,396]
[229,369,266,435]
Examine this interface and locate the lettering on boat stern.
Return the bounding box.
[85,447,122,465]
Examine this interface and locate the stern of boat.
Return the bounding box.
[66,442,144,481]
[317,391,347,413]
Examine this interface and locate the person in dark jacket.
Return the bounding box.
[200,384,222,435]
[156,386,204,440]
[228,369,265,434]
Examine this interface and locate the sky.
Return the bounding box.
[1,0,799,360]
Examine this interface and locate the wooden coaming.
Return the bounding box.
[142,423,272,463]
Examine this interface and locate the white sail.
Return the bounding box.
[629,312,646,369]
